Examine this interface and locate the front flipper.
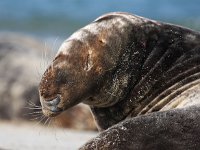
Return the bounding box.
[81,105,200,150]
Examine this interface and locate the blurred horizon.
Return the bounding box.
[0,1,200,149]
[0,0,200,39]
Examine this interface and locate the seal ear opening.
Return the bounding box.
[99,39,106,45]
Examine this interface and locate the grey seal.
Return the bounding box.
[38,12,200,149]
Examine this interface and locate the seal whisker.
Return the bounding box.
[23,112,43,120]
[30,114,45,121]
[43,117,50,126]
[40,44,45,76]
[43,42,48,69]
[55,117,68,140]
[50,117,59,141]
[30,113,44,117]
[24,107,42,110]
[56,118,69,137]
[44,117,53,135]
[38,41,50,79]
[24,111,43,116]
[47,117,52,129]
[27,100,41,108]
[27,100,40,106]
[49,117,54,126]
[32,115,47,131]
[44,42,48,67]
[28,104,41,108]
[34,64,42,80]
[29,105,42,108]
[23,113,43,119]
[47,37,59,67]
[52,37,59,52]
[29,114,44,120]
[35,115,48,136]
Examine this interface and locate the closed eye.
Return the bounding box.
[55,70,75,86]
[56,70,67,84]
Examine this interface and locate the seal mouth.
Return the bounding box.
[41,96,63,117]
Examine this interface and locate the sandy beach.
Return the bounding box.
[0,122,97,150]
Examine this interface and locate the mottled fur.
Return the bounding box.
[39,12,200,149]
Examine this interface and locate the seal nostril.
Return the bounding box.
[49,97,60,105]
[50,106,62,113]
[44,96,61,107]
[42,96,63,115]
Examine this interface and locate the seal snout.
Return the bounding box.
[44,97,61,106]
[41,96,63,117]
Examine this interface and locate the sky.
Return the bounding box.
[0,0,199,37]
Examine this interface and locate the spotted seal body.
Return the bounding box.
[39,12,200,149]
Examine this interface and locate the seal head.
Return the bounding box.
[39,13,140,117]
[39,39,111,117]
[39,12,200,131]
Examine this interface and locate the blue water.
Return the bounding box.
[0,0,200,38]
